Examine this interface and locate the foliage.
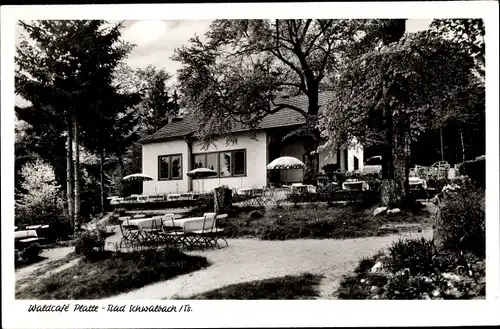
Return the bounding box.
[21,243,43,263]
[456,156,485,188]
[74,228,107,259]
[15,20,142,223]
[15,159,65,226]
[439,187,485,257]
[174,20,357,144]
[430,19,485,77]
[184,196,215,217]
[184,273,323,300]
[336,238,485,300]
[425,177,449,191]
[16,248,210,299]
[387,238,436,275]
[319,29,478,151]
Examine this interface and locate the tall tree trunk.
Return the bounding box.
[380,19,406,207]
[458,123,466,162]
[117,148,126,196]
[73,118,81,235]
[440,127,445,161]
[66,116,75,232]
[303,92,320,185]
[100,148,106,216]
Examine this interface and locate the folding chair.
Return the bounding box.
[161,215,191,250]
[205,214,229,249]
[184,213,216,251]
[119,222,143,250]
[140,217,164,247]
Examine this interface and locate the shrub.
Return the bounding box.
[426,177,449,192]
[387,238,436,275]
[74,229,107,259]
[15,159,65,227]
[21,243,43,262]
[382,274,436,300]
[457,156,485,188]
[439,188,485,257]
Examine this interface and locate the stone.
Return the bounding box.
[442,272,462,282]
[387,208,401,214]
[373,207,388,216]
[371,261,384,273]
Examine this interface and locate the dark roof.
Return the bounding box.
[140,92,333,144]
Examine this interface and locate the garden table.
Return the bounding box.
[342,180,369,191]
[237,188,254,196]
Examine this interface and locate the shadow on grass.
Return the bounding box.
[177,273,324,300]
[16,248,210,300]
[15,256,49,270]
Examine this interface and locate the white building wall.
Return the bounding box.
[318,139,364,173]
[191,131,268,193]
[142,139,190,195]
[347,138,364,172]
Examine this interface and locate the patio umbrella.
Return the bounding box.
[123,173,154,194]
[187,168,217,193]
[266,156,305,186]
[122,173,153,182]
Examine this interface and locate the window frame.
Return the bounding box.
[191,149,247,179]
[158,153,183,181]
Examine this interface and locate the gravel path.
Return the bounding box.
[107,229,432,300]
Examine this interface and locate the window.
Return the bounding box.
[206,153,217,171]
[233,150,246,176]
[193,154,205,169]
[219,152,232,177]
[191,149,246,178]
[171,155,182,179]
[158,154,183,180]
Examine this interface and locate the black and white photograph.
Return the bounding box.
[1,2,499,328]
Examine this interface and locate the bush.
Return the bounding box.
[21,243,43,262]
[15,159,65,228]
[387,238,436,275]
[337,243,486,300]
[426,177,449,191]
[439,188,485,257]
[74,229,107,259]
[457,156,485,188]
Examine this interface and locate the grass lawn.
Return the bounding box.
[221,203,432,240]
[179,273,323,300]
[16,248,209,300]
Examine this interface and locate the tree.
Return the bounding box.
[430,19,485,162]
[430,19,484,78]
[16,159,63,226]
[16,20,133,232]
[173,19,361,183]
[319,24,477,206]
[111,63,180,184]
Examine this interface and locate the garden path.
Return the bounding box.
[107,229,432,300]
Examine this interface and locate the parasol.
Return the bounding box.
[123,173,154,195]
[187,168,217,193]
[122,173,154,182]
[266,156,305,186]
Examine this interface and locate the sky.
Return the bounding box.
[14,19,432,107]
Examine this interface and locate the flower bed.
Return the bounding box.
[335,238,485,300]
